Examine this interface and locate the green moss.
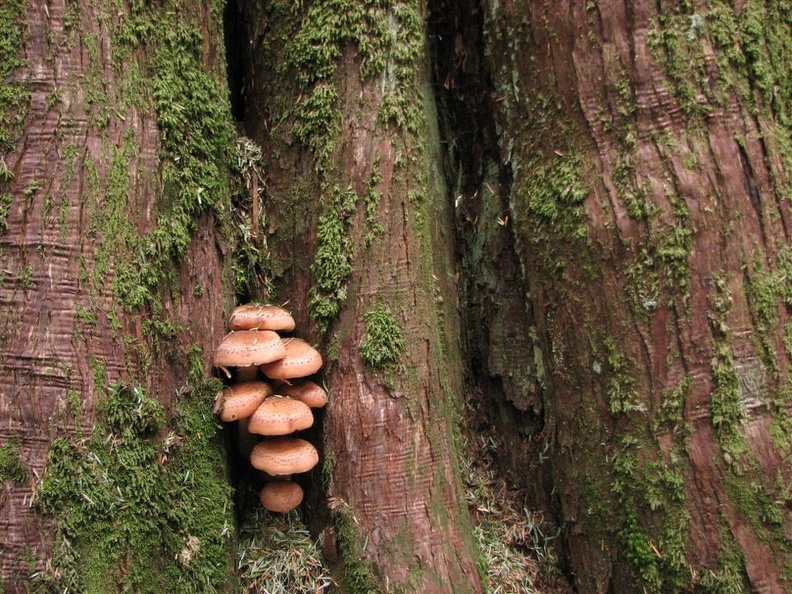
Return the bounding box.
[71,0,237,315]
[710,340,748,461]
[0,0,29,152]
[622,513,661,589]
[333,507,380,594]
[519,152,588,236]
[309,185,357,333]
[604,337,641,415]
[0,191,11,234]
[33,378,233,594]
[278,0,424,166]
[696,521,751,593]
[610,430,693,593]
[359,302,405,371]
[0,441,28,483]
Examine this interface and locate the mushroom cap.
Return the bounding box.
[248,395,314,436]
[213,330,287,370]
[250,437,319,476]
[230,303,296,332]
[218,381,273,422]
[260,338,323,380]
[275,379,328,408]
[259,480,304,513]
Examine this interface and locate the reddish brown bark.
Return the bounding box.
[454,0,792,592]
[240,2,483,590]
[0,2,229,590]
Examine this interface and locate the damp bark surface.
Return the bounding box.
[0,1,235,591]
[239,1,484,591]
[435,1,792,592]
[4,0,792,593]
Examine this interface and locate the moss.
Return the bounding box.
[277,0,424,166]
[603,337,641,415]
[359,302,405,371]
[512,151,590,284]
[68,0,238,316]
[0,441,28,483]
[0,0,30,152]
[333,507,380,594]
[696,521,751,593]
[0,191,11,234]
[610,430,693,593]
[33,377,233,594]
[309,185,357,333]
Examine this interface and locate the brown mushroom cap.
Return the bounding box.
[275,380,328,408]
[250,437,319,476]
[248,395,314,435]
[218,381,273,422]
[230,303,296,332]
[260,338,323,380]
[259,480,304,513]
[213,330,287,376]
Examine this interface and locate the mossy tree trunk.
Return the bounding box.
[435,0,792,592]
[6,0,792,592]
[0,1,242,592]
[238,1,484,591]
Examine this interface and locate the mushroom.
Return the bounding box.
[230,303,296,332]
[275,379,328,408]
[213,330,287,378]
[248,395,314,436]
[259,479,304,513]
[250,437,319,476]
[217,381,273,422]
[260,338,323,381]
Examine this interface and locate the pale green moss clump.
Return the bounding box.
[33,378,233,594]
[309,185,357,333]
[359,302,405,370]
[0,441,27,483]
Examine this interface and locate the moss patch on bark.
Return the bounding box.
[33,373,233,594]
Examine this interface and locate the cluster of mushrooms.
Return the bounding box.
[212,304,326,513]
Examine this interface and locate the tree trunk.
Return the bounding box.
[6,0,792,593]
[435,0,792,592]
[1,1,240,591]
[237,0,484,591]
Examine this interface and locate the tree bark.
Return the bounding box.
[6,0,792,593]
[0,1,237,591]
[435,0,792,592]
[239,1,484,591]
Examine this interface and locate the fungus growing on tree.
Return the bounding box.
[212,303,324,512]
[260,338,323,380]
[229,303,296,332]
[213,330,286,377]
[248,395,314,435]
[250,437,319,476]
[259,479,304,513]
[275,379,328,408]
[216,381,273,422]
